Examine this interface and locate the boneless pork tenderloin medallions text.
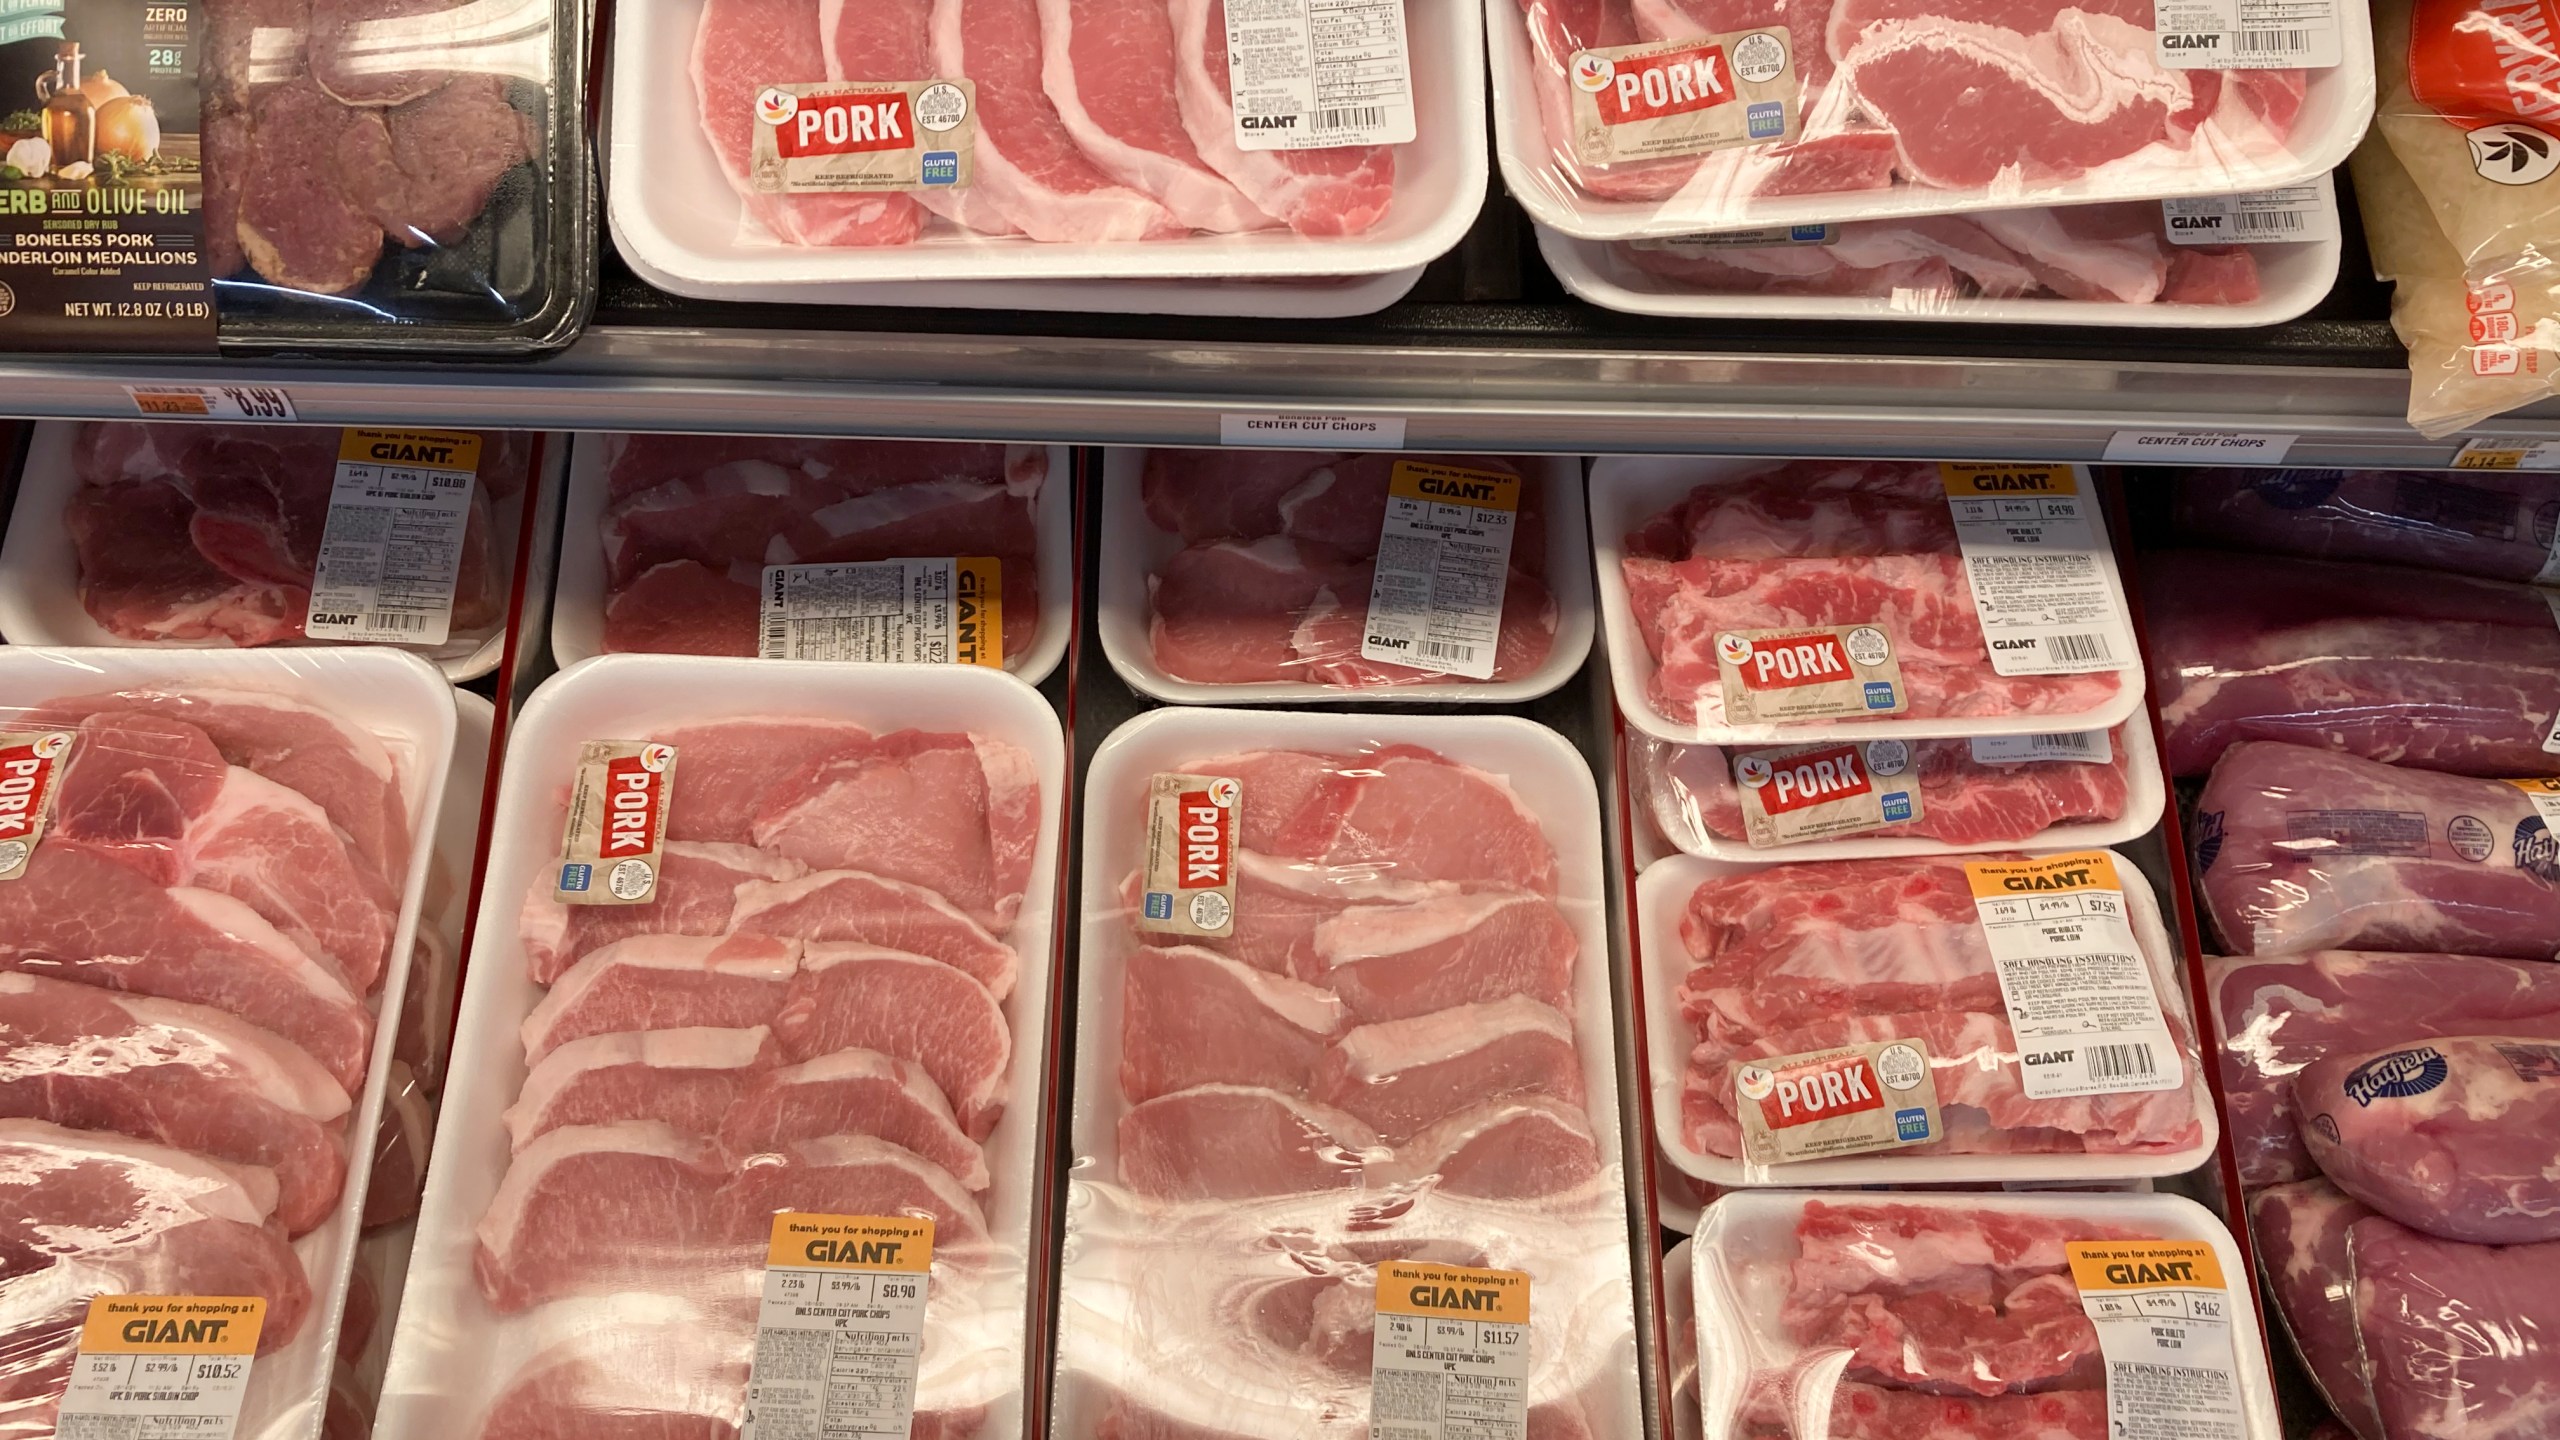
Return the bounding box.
[470,715,1038,1439]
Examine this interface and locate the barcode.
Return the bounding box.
[360,612,433,632]
[2029,733,2094,753]
[1418,640,1476,662]
[2234,27,2312,51]
[2047,633,2111,664]
[2231,210,2305,235]
[762,620,788,655]
[2088,1043,2157,1080]
[1315,105,1386,133]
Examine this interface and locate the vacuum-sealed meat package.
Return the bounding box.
[2350,1216,2560,1440]
[0,648,453,1440]
[2248,1179,2385,1440]
[2193,742,2560,961]
[2170,470,2560,583]
[1055,710,1639,1440]
[374,658,1064,1440]
[2293,1035,2560,1246]
[2142,550,2560,778]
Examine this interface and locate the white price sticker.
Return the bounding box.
[1370,1261,1530,1440]
[2151,0,2342,68]
[759,558,1003,666]
[122,384,297,423]
[1964,853,2182,1102]
[304,427,481,645]
[56,1296,264,1440]
[743,1215,933,1440]
[1220,412,1407,448]
[2069,1241,2248,1440]
[1360,461,1522,680]
[1970,731,2115,765]
[2161,185,2337,246]
[1226,0,1417,151]
[2101,429,2297,462]
[1939,465,2138,679]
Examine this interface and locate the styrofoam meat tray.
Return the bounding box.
[1055,706,1641,1440]
[375,655,1066,1440]
[1635,848,2220,1187]
[1096,449,1597,705]
[0,647,455,1440]
[609,0,1486,286]
[550,440,1074,684]
[0,423,563,683]
[1591,455,2148,746]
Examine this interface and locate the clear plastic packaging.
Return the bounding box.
[2141,550,2560,779]
[1056,708,1640,1440]
[2192,741,2560,960]
[0,647,454,1440]
[2349,1215,2560,1440]
[1490,0,2373,242]
[2247,1179,2384,1440]
[1688,1191,2282,1440]
[1627,722,2163,862]
[1097,448,1595,703]
[376,655,1064,1440]
[0,423,557,682]
[1535,181,2339,326]
[2205,950,2560,1189]
[2293,1035,2560,1247]
[1637,849,2216,1186]
[2168,469,2560,583]
[1593,456,2145,746]
[549,435,1072,683]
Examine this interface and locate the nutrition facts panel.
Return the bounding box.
[743,1216,933,1440]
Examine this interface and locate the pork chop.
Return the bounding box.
[770,944,1012,1138]
[1312,889,1577,1023]
[730,869,1019,1000]
[1312,995,1584,1143]
[502,1026,784,1149]
[519,933,799,1064]
[1119,944,1343,1103]
[1117,1084,1380,1200]
[719,1047,991,1190]
[1034,0,1278,231]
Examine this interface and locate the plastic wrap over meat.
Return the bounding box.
[2192,742,2560,961]
[2170,470,2560,583]
[595,435,1048,664]
[2293,1035,2560,1246]
[62,423,531,659]
[2142,550,2560,779]
[2206,950,2560,1187]
[2247,1179,2384,1440]
[1139,449,1563,688]
[2350,1216,2560,1440]
[1057,718,1638,1439]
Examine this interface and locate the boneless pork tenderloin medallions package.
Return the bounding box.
[1636,848,2215,1186]
[0,422,555,681]
[611,0,1487,296]
[1098,448,1595,702]
[1056,708,1640,1439]
[1593,457,2146,747]
[550,433,1071,681]
[1489,0,2372,240]
[1690,1192,2283,1440]
[0,647,454,1440]
[375,656,1064,1440]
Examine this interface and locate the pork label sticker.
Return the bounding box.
[2161,185,2339,245]
[1370,1260,1530,1440]
[1141,773,1239,938]
[0,728,72,882]
[1359,461,1523,681]
[1225,0,1417,152]
[303,428,482,646]
[1964,853,2182,1101]
[1566,30,1798,166]
[553,740,678,906]
[2066,1240,2246,1440]
[57,1295,265,1440]
[741,1214,933,1440]
[760,557,1002,667]
[1735,1037,1942,1165]
[2151,0,2342,69]
[1938,464,2138,680]
[1731,739,1919,847]
[1969,730,2115,765]
[749,79,976,194]
[1712,624,1907,725]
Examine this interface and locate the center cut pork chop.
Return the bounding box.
[1119,944,1344,1103]
[1035,0,1277,231]
[749,730,1039,932]
[691,0,924,245]
[933,0,1179,240]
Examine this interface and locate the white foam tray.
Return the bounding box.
[1095,449,1597,704]
[376,655,1066,1440]
[1488,0,2375,242]
[1635,848,2219,1187]
[1533,177,2342,327]
[1691,1190,2284,1440]
[609,0,1486,288]
[1639,722,2168,864]
[1591,455,2148,746]
[1056,706,1640,1440]
[549,438,1073,684]
[0,647,455,1440]
[0,423,564,683]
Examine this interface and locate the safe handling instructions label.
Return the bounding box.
[55,1295,265,1440]
[1940,465,2138,680]
[1965,853,2182,1101]
[760,558,1003,666]
[0,728,73,881]
[1360,461,1522,680]
[1140,772,1240,938]
[2152,0,2342,70]
[742,1214,934,1440]
[554,740,678,906]
[305,428,482,645]
[1370,1260,1531,1440]
[1225,0,1417,151]
[2067,1240,2247,1440]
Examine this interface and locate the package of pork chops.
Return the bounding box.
[375,655,1067,1440]
[1054,706,1643,1440]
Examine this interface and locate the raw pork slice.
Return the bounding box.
[1311,890,1577,1023]
[519,934,800,1063]
[475,1122,728,1311]
[1126,852,1451,981]
[1312,995,1584,1144]
[2174,469,2560,583]
[600,560,763,656]
[771,944,1013,1138]
[1035,0,1277,232]
[829,0,1018,238]
[1141,448,1352,542]
[1198,747,1561,895]
[2249,1179,2386,1440]
[600,434,1045,503]
[1790,1271,2102,1395]
[750,730,1039,931]
[932,0,1180,241]
[474,1325,748,1440]
[653,719,873,843]
[730,869,1019,1000]
[0,974,351,1235]
[2295,1036,2560,1245]
[2351,1216,2560,1440]
[65,479,301,645]
[718,1133,991,1257]
[1365,1094,1601,1200]
[1168,0,1396,237]
[237,77,387,294]
[1118,1084,1380,1199]
[502,1027,783,1149]
[690,0,924,246]
[1788,1200,2140,1300]
[1119,945,1344,1103]
[719,1047,991,1190]
[520,842,805,985]
[1817,1384,2109,1440]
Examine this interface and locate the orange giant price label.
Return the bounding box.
[766,1213,935,1273]
[78,1296,267,1356]
[1961,850,2122,900]
[1374,1261,1531,1325]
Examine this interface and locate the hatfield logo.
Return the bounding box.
[2343,1047,2450,1106]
